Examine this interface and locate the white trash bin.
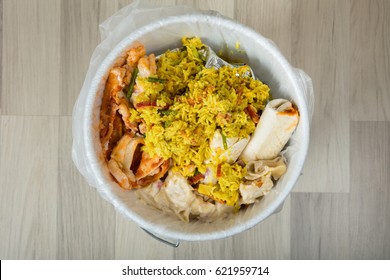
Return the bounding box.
[72,1,313,245]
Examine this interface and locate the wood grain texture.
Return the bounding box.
[349,121,390,259]
[0,116,58,259]
[57,117,116,259]
[176,0,235,18]
[350,0,390,121]
[291,193,350,259]
[60,0,119,116]
[232,197,291,259]
[115,214,175,259]
[291,0,350,193]
[2,0,60,115]
[119,0,177,9]
[174,236,234,260]
[0,0,3,115]
[235,0,291,60]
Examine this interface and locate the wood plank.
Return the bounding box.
[57,117,116,259]
[119,0,177,9]
[174,237,234,260]
[60,0,181,116]
[176,0,235,18]
[232,197,291,259]
[291,0,350,192]
[0,0,3,115]
[291,193,350,259]
[119,0,234,17]
[115,213,175,259]
[235,0,291,60]
[0,116,58,259]
[349,121,390,259]
[350,0,390,121]
[60,0,119,116]
[2,0,60,115]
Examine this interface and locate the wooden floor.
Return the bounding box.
[1,0,389,260]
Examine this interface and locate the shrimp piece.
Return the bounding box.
[148,54,157,75]
[117,102,137,131]
[100,67,128,158]
[137,54,157,78]
[130,54,157,104]
[136,152,170,187]
[121,42,147,95]
[106,67,126,91]
[115,90,138,133]
[108,159,131,189]
[122,64,133,85]
[108,134,133,189]
[137,160,170,187]
[100,43,146,157]
[108,134,169,189]
[108,135,145,189]
[138,121,147,135]
[135,152,164,179]
[100,67,126,126]
[127,41,146,70]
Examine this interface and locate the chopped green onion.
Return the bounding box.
[127,68,138,99]
[221,131,228,150]
[164,121,172,128]
[147,77,166,83]
[194,168,201,176]
[159,109,175,116]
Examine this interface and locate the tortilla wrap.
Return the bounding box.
[239,175,274,204]
[137,171,234,222]
[240,99,299,161]
[245,156,287,181]
[209,129,249,164]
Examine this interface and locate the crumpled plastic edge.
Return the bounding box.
[294,68,314,123]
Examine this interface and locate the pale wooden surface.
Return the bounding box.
[292,0,350,193]
[0,0,389,259]
[2,0,61,116]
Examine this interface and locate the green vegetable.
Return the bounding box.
[159,109,175,116]
[164,121,172,128]
[127,68,138,99]
[147,77,166,83]
[221,131,228,150]
[194,168,201,176]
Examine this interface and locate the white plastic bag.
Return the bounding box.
[72,0,313,244]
